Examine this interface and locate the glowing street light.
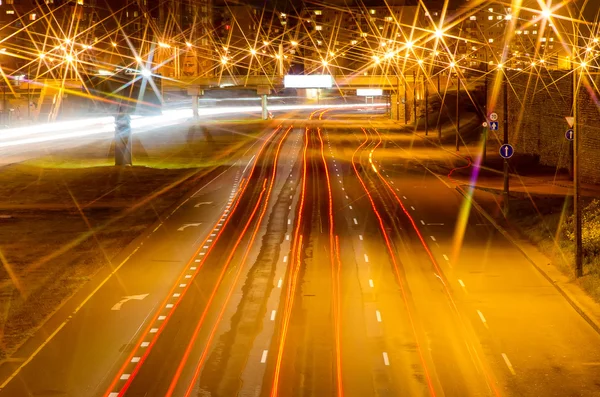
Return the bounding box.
[158,42,171,48]
[291,41,298,47]
[434,29,443,39]
[39,53,45,59]
[141,68,152,77]
[263,40,269,45]
[221,56,228,65]
[405,41,413,49]
[449,61,456,68]
[497,63,504,69]
[135,56,142,63]
[111,42,117,47]
[250,48,257,55]
[417,58,424,65]
[541,8,552,19]
[580,61,588,68]
[65,54,74,62]
[185,42,192,48]
[322,59,328,66]
[372,55,380,64]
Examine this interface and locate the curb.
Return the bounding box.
[454,186,600,336]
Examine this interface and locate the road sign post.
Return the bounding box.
[456,73,460,151]
[502,73,509,215]
[573,63,583,277]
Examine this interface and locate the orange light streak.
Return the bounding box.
[270,112,317,397]
[351,128,436,397]
[178,125,294,396]
[104,124,283,397]
[368,128,502,397]
[316,111,343,397]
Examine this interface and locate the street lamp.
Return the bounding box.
[250,48,257,55]
[435,29,443,39]
[185,42,192,48]
[221,56,228,65]
[291,41,298,47]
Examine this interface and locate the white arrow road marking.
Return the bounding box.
[194,201,213,208]
[111,294,149,311]
[177,223,202,231]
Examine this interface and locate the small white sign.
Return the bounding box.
[357,88,383,96]
[489,112,498,121]
[284,74,333,88]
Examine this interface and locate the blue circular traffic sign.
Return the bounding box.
[499,144,514,159]
[565,129,574,141]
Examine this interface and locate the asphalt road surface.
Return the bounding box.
[1,108,600,396]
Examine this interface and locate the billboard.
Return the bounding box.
[284,74,333,88]
[357,89,383,96]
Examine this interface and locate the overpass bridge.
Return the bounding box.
[161,75,411,92]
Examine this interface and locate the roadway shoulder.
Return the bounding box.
[454,186,600,336]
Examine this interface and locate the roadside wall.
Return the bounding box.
[486,70,600,184]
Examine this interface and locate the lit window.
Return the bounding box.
[134,11,138,17]
[281,21,286,25]
[378,25,383,30]
[533,30,537,34]
[488,38,494,43]
[497,16,502,20]
[360,32,367,37]
[488,8,494,12]
[505,14,512,20]
[516,30,522,34]
[77,0,83,4]
[472,46,477,50]
[281,13,286,18]
[351,40,357,45]
[314,10,322,15]
[317,40,322,45]
[6,10,14,14]
[550,37,554,41]
[385,16,392,21]
[29,13,36,20]
[541,37,547,42]
[470,16,476,20]
[488,16,493,20]
[6,0,13,3]
[315,25,322,30]
[370,9,375,14]
[524,30,529,34]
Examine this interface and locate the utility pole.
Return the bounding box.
[438,73,442,139]
[482,52,489,165]
[573,56,583,278]
[404,80,408,124]
[456,72,460,151]
[502,71,509,215]
[413,70,417,125]
[424,75,428,136]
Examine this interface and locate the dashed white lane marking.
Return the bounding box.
[158,315,167,321]
[458,279,466,288]
[288,219,291,225]
[403,196,407,200]
[261,350,268,363]
[173,293,180,298]
[195,259,201,263]
[339,180,342,183]
[289,206,292,210]
[141,342,150,348]
[443,254,449,261]
[277,278,283,288]
[120,374,130,380]
[369,279,374,288]
[383,352,390,366]
[203,245,209,249]
[270,310,276,321]
[109,393,119,397]
[166,304,174,309]
[283,256,288,263]
[410,206,416,211]
[345,195,349,199]
[199,252,205,256]
[428,223,445,226]
[190,267,197,270]
[502,353,516,375]
[207,239,213,242]
[359,235,363,240]
[286,234,290,240]
[430,236,436,242]
[477,310,487,326]
[185,275,192,279]
[376,310,382,322]
[131,357,140,363]
[289,195,293,199]
[353,218,358,225]
[349,205,353,210]
[420,220,425,225]
[179,284,186,288]
[342,188,345,191]
[210,233,216,236]
[364,254,369,263]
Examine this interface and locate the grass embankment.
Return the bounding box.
[0,119,271,359]
[500,193,600,303]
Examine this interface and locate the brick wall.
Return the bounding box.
[486,70,600,184]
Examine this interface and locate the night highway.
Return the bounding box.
[2,108,599,396]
